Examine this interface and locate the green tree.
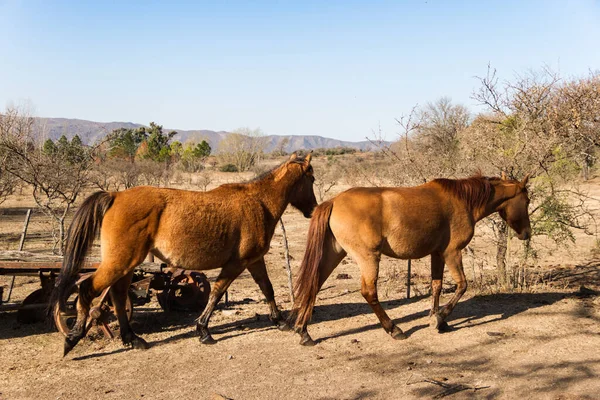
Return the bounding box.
[43,139,57,155]
[193,140,211,158]
[108,127,146,162]
[179,140,212,172]
[57,135,69,153]
[142,122,177,162]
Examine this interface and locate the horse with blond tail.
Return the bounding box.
[290,174,531,345]
[50,153,317,356]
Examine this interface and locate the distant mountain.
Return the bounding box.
[36,117,385,153]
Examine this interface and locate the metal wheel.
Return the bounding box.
[53,284,133,337]
[157,271,211,312]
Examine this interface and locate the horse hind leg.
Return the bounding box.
[63,277,95,356]
[196,262,246,344]
[356,254,407,340]
[110,271,149,350]
[63,255,146,356]
[297,234,346,346]
[248,258,288,331]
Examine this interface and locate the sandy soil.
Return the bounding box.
[1,176,600,400]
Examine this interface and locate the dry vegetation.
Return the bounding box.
[1,65,600,399]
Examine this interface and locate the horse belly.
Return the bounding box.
[382,214,448,260]
[382,231,441,260]
[152,231,234,271]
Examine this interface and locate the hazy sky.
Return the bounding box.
[1,0,599,142]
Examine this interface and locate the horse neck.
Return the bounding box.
[252,165,299,220]
[476,182,518,221]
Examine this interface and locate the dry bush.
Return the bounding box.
[196,171,214,192]
[314,160,341,201]
[218,127,267,172]
[0,106,94,252]
[366,66,600,293]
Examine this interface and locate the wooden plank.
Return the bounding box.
[0,262,99,275]
[0,261,165,276]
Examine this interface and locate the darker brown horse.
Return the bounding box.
[291,174,531,345]
[51,153,317,355]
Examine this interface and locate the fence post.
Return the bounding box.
[279,218,294,303]
[406,259,411,299]
[18,209,32,251]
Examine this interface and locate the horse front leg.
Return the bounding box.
[247,258,288,331]
[429,252,449,332]
[196,263,245,344]
[434,250,467,331]
[357,255,407,340]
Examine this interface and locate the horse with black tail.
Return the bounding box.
[50,153,317,356]
[290,174,531,346]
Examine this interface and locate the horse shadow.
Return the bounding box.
[67,290,580,360]
[310,291,572,343]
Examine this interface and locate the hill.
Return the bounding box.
[37,118,383,153]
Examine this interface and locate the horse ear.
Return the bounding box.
[304,152,312,165]
[501,171,507,180]
[521,173,531,187]
[289,152,298,161]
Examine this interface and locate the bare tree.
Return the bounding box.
[0,106,94,253]
[314,161,340,202]
[196,171,213,192]
[218,127,267,172]
[272,137,290,157]
[469,66,600,287]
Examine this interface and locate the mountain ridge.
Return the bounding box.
[36,117,384,153]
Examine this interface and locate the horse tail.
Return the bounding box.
[47,191,114,318]
[290,200,334,330]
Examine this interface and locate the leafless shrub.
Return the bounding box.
[0,106,94,253]
[196,171,213,192]
[314,161,340,201]
[218,127,267,172]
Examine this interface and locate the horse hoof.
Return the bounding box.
[437,321,452,333]
[200,335,217,345]
[63,339,75,357]
[277,320,292,332]
[391,326,407,340]
[131,336,150,350]
[299,336,316,346]
[430,314,444,330]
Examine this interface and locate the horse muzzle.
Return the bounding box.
[517,229,531,241]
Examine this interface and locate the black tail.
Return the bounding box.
[289,200,334,330]
[47,191,114,318]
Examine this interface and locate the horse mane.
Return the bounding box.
[247,157,308,183]
[433,175,500,211]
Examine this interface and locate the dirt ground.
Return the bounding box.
[1,176,600,400]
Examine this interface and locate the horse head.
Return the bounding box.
[287,152,317,218]
[498,173,532,240]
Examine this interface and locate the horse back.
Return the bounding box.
[328,186,471,259]
[105,185,271,270]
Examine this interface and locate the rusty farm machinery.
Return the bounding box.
[0,259,211,339]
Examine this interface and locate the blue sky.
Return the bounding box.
[1,0,599,142]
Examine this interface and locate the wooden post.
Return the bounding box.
[279,218,294,303]
[146,253,155,263]
[406,259,412,299]
[18,209,32,251]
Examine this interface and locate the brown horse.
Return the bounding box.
[51,153,317,356]
[291,174,531,345]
